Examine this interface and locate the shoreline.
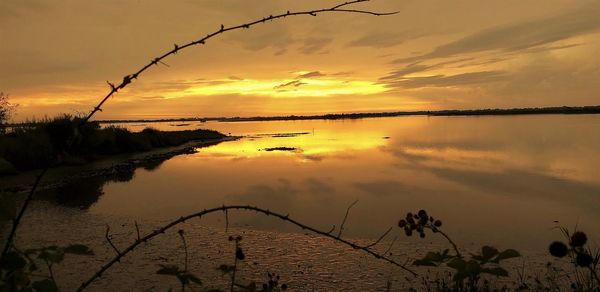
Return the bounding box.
[0,136,239,193]
[86,105,600,125]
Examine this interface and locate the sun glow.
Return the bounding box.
[163,77,387,99]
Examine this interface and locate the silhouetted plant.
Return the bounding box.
[401,209,521,291]
[0,243,94,291]
[0,92,18,134]
[548,226,600,290]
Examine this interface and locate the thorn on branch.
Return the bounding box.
[310,12,317,16]
[106,81,116,91]
[121,75,132,87]
[220,24,224,31]
[174,44,179,53]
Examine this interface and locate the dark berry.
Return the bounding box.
[570,231,588,247]
[434,220,442,227]
[419,232,426,238]
[398,219,407,228]
[549,241,568,258]
[405,228,413,237]
[281,283,288,290]
[418,210,427,218]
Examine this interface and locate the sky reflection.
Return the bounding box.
[92,116,600,250]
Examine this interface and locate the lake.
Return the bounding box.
[9,114,600,290]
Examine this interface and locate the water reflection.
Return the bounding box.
[79,116,600,249]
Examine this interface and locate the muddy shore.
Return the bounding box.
[0,136,239,194]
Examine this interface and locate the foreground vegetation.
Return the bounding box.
[0,115,225,174]
[1,205,598,291]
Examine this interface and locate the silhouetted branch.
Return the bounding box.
[337,200,358,238]
[79,0,398,125]
[76,205,417,291]
[1,167,48,257]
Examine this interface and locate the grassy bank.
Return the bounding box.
[0,115,225,174]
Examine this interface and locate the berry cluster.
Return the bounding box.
[549,231,594,268]
[398,209,442,238]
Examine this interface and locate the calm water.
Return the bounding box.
[89,115,600,250]
[8,115,600,290]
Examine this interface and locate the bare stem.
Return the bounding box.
[76,205,417,291]
[436,229,462,258]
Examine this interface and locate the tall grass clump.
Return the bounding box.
[0,114,224,172]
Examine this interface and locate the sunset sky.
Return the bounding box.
[1,0,600,121]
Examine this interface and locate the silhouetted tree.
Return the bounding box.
[0,92,17,133]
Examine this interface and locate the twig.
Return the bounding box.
[178,230,188,272]
[224,209,229,233]
[363,227,393,249]
[1,167,48,257]
[134,221,141,241]
[230,239,240,292]
[104,224,121,256]
[337,200,358,238]
[383,236,397,255]
[326,225,336,234]
[76,205,417,291]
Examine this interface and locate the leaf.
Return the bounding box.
[31,279,59,292]
[181,272,202,285]
[64,244,94,255]
[0,193,16,221]
[482,267,509,277]
[38,250,64,264]
[217,264,236,275]
[481,246,499,261]
[465,260,482,275]
[0,251,27,270]
[447,258,466,272]
[492,249,520,263]
[413,250,453,266]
